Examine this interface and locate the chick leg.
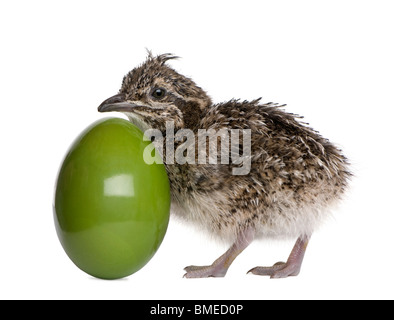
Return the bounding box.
[248,235,310,278]
[183,227,255,278]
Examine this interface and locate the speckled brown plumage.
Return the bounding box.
[98,52,351,278]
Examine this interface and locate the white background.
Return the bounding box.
[1,0,393,300]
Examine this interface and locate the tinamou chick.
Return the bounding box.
[98,52,351,278]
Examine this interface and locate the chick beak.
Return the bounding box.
[98,93,140,113]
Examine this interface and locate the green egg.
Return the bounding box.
[53,117,170,279]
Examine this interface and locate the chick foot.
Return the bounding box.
[183,227,254,278]
[248,236,310,278]
[184,264,227,278]
[248,261,300,278]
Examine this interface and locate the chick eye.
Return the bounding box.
[151,88,166,100]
